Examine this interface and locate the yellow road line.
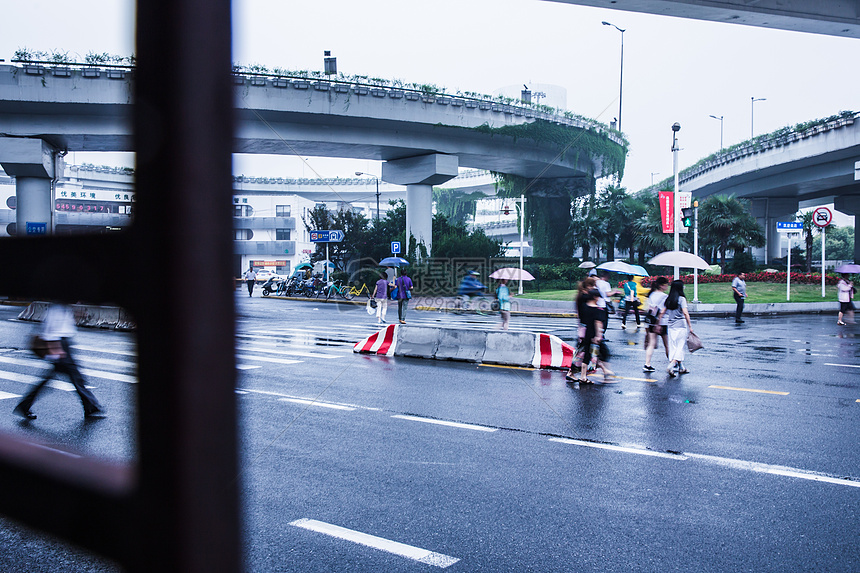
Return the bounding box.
[709,385,789,396]
[479,363,536,371]
[616,376,658,383]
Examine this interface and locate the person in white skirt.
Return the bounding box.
[657,279,695,377]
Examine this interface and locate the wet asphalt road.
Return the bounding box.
[0,294,858,571]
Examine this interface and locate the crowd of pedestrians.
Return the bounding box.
[567,274,700,383]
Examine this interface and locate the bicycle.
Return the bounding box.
[347,282,372,299]
[321,281,354,300]
[454,293,495,316]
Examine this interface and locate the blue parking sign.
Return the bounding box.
[391,241,401,254]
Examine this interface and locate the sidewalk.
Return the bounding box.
[412,295,842,318]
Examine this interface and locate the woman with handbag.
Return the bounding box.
[373,270,392,324]
[657,280,695,377]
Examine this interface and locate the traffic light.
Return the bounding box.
[681,207,694,228]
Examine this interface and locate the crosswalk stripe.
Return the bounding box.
[0,390,20,400]
[236,345,343,359]
[0,370,84,392]
[0,356,137,385]
[73,344,137,356]
[235,354,303,365]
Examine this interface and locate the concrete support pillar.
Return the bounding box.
[0,138,59,236]
[382,153,458,256]
[751,198,798,263]
[405,184,433,253]
[834,194,860,263]
[16,177,53,235]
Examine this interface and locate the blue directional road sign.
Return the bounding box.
[310,230,344,242]
[776,222,803,232]
[391,241,401,254]
[26,222,47,235]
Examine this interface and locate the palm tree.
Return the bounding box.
[699,194,765,268]
[796,211,816,272]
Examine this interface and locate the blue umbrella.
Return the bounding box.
[627,264,650,277]
[379,256,409,267]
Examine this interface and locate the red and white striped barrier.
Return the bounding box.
[353,324,398,356]
[532,333,575,370]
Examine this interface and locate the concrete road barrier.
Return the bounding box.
[482,331,539,366]
[18,301,136,330]
[435,328,488,363]
[395,325,441,359]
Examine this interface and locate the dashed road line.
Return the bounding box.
[549,437,688,459]
[289,519,459,569]
[825,363,860,369]
[279,397,355,411]
[234,354,303,365]
[392,414,498,432]
[686,453,860,488]
[708,385,789,396]
[479,363,535,371]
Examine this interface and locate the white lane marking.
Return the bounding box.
[0,390,20,400]
[239,388,381,411]
[236,364,262,370]
[392,414,498,432]
[687,453,860,488]
[32,443,82,458]
[278,398,355,410]
[549,438,688,460]
[234,354,302,365]
[290,519,460,569]
[236,345,342,359]
[825,363,860,369]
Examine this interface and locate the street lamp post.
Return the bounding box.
[602,21,625,132]
[672,122,681,280]
[751,97,766,139]
[709,114,724,149]
[355,171,380,222]
[651,172,660,185]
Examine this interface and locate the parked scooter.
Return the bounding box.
[261,276,285,297]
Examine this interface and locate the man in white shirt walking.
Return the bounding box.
[731,272,747,323]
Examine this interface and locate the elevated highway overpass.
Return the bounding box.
[0,63,625,254]
[642,112,860,263]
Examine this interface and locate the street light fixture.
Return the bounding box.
[709,114,724,149]
[355,171,380,221]
[602,21,625,132]
[651,172,660,185]
[751,97,766,139]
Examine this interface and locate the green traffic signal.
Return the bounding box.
[681,207,694,228]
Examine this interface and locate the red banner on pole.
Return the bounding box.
[659,191,674,233]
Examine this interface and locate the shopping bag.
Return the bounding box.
[366,300,376,315]
[687,331,704,353]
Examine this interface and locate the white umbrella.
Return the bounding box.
[596,261,637,274]
[489,267,535,281]
[648,251,710,270]
[578,261,596,269]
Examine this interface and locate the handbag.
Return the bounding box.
[406,290,412,300]
[390,287,398,300]
[30,335,49,358]
[687,331,704,353]
[645,311,657,326]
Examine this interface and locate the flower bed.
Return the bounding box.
[640,272,840,287]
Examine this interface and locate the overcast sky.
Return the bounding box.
[3,0,860,201]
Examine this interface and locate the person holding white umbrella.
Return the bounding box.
[657,280,695,376]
